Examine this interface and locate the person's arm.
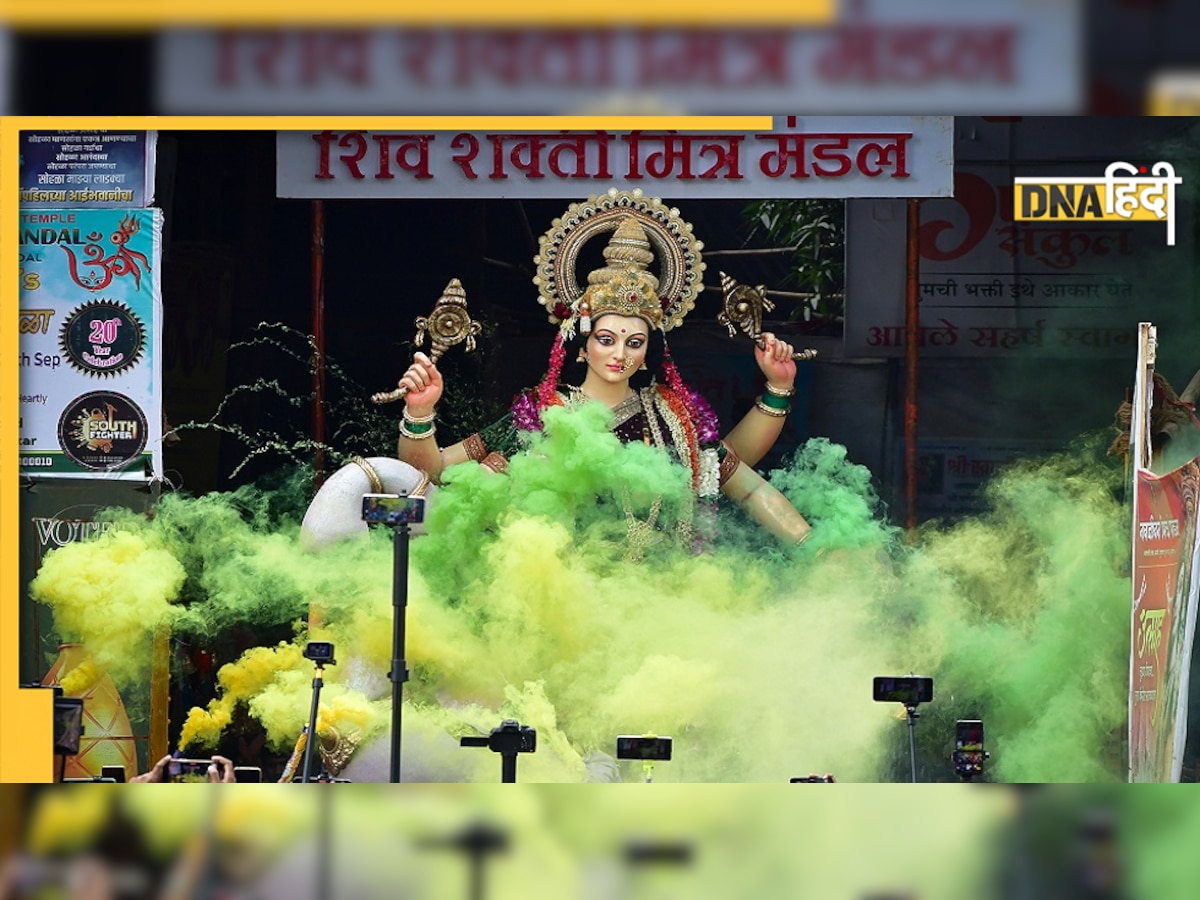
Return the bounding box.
[723,333,798,468]
[720,459,812,546]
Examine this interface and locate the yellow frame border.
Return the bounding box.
[2,114,772,782]
[2,1,836,27]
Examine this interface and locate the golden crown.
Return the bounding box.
[533,188,705,335]
[576,218,664,331]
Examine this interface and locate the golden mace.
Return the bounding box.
[370,278,482,404]
[717,272,818,362]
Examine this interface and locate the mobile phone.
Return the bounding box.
[167,758,213,782]
[616,735,673,761]
[234,766,263,783]
[955,719,984,752]
[872,676,934,706]
[101,765,126,783]
[952,719,987,779]
[361,493,426,526]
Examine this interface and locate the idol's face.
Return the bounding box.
[585,315,650,385]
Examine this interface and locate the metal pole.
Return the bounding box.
[301,665,324,783]
[904,198,921,535]
[1128,322,1156,781]
[390,522,411,783]
[311,199,327,487]
[906,706,918,783]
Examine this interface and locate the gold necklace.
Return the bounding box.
[622,486,663,564]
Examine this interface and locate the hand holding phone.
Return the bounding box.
[131,754,236,782]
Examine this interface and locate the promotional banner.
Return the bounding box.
[17,207,164,479]
[276,116,954,200]
[1130,458,1200,781]
[20,131,158,208]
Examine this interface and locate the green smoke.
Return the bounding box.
[30,401,1136,781]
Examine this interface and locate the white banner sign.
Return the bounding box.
[276,116,954,200]
[158,2,1081,115]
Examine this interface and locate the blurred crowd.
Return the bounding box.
[0,784,1173,900]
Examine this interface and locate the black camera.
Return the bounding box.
[616,735,673,761]
[952,719,989,780]
[53,696,84,756]
[362,493,426,526]
[461,719,537,754]
[23,684,84,757]
[303,641,336,665]
[873,676,933,707]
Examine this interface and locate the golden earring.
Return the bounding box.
[639,362,648,371]
[577,349,587,363]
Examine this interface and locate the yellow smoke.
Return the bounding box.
[29,529,186,688]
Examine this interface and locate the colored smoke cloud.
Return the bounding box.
[29,404,1131,782]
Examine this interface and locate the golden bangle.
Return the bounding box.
[399,421,437,440]
[764,383,795,398]
[755,397,789,417]
[403,408,437,424]
[462,432,488,462]
[718,441,740,486]
[480,451,509,474]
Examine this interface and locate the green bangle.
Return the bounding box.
[758,391,791,411]
[399,419,435,439]
[755,397,789,418]
[402,419,433,434]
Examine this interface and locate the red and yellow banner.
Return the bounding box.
[1130,458,1200,781]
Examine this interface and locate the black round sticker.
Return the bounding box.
[57,391,149,471]
[59,300,146,377]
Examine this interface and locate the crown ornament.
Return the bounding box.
[533,188,704,336]
[576,217,664,332]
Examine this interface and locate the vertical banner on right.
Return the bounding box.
[1130,456,1200,781]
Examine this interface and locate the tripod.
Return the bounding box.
[460,719,537,782]
[301,656,332,784]
[388,517,413,783]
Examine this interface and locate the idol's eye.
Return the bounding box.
[628,338,645,349]
[595,334,615,346]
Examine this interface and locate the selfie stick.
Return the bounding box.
[301,661,329,784]
[389,515,413,783]
[905,704,919,784]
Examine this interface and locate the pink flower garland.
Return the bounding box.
[660,354,720,443]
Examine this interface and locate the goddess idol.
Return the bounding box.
[391,189,814,555]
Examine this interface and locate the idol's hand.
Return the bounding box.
[755,333,797,392]
[399,352,444,416]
